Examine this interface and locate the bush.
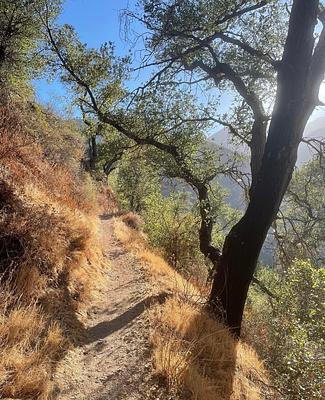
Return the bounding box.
[142,191,207,279]
[121,212,143,230]
[244,260,324,400]
[110,151,160,213]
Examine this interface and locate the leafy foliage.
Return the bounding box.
[44,21,129,113]
[0,0,62,91]
[133,0,287,144]
[276,158,325,266]
[245,260,325,400]
[142,190,205,274]
[110,144,239,279]
[110,149,161,213]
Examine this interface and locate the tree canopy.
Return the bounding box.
[0,0,62,92]
[40,0,325,336]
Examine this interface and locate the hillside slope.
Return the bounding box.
[0,100,273,400]
[54,216,163,400]
[0,100,105,399]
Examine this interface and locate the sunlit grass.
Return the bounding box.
[114,215,272,400]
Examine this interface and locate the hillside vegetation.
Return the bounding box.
[0,97,272,400]
[114,216,272,400]
[0,99,322,399]
[0,1,324,399]
[0,99,105,398]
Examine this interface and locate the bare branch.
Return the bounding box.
[216,1,268,25]
[252,276,278,300]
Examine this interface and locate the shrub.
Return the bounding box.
[142,192,207,279]
[121,212,143,230]
[110,151,160,213]
[244,260,324,400]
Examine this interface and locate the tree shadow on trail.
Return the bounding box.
[85,292,170,344]
[99,212,124,220]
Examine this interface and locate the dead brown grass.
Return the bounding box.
[0,102,106,399]
[0,289,65,399]
[97,182,120,215]
[114,216,272,400]
[120,212,143,230]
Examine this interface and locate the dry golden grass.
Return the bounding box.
[0,290,65,399]
[151,297,268,400]
[0,103,106,399]
[120,212,143,230]
[114,218,204,299]
[114,216,272,400]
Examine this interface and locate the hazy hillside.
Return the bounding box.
[207,118,325,265]
[208,116,325,207]
[210,116,325,166]
[299,116,325,164]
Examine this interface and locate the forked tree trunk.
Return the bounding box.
[209,0,323,336]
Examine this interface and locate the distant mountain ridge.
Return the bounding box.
[209,116,325,166]
[207,117,325,265]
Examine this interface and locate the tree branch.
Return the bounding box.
[310,9,325,105]
[216,1,268,25]
[214,32,281,69]
[252,276,278,300]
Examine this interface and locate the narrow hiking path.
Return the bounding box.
[54,216,168,400]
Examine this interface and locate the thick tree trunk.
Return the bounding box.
[249,117,267,197]
[210,106,314,335]
[209,225,265,336]
[88,135,97,170]
[209,0,321,336]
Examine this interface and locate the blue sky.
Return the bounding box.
[57,0,133,48]
[33,0,325,121]
[34,0,141,110]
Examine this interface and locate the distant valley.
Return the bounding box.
[208,117,325,265]
[209,115,325,166]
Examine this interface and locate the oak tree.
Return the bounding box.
[44,0,325,336]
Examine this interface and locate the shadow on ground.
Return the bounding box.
[85,292,170,344]
[99,212,124,221]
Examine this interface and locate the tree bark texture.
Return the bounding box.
[209,0,322,336]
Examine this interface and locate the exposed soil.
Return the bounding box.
[54,216,170,400]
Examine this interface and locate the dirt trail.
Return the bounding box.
[54,216,163,400]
